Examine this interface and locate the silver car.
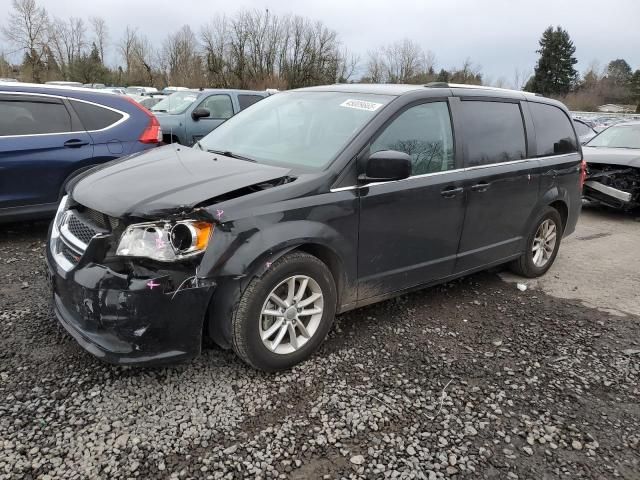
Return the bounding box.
[582,121,640,209]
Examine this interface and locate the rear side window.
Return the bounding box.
[71,101,124,131]
[0,99,71,136]
[371,102,455,175]
[238,94,264,110]
[459,101,526,166]
[530,103,578,156]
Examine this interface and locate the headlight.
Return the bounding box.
[116,220,213,261]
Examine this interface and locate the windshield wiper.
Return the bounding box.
[206,149,256,162]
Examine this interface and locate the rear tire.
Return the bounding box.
[231,251,336,371]
[510,207,563,278]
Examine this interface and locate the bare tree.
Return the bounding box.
[89,16,108,63]
[160,25,201,87]
[118,25,138,75]
[48,17,86,78]
[201,15,230,87]
[2,0,48,81]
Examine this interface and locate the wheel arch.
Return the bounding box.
[202,220,356,349]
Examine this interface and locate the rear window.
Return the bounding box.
[71,101,124,131]
[0,99,71,136]
[460,101,526,166]
[529,102,578,156]
[238,94,264,110]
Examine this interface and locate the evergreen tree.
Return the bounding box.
[606,59,632,85]
[525,26,578,96]
[630,70,640,112]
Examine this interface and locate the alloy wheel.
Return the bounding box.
[259,275,324,355]
[532,219,557,268]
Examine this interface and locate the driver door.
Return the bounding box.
[189,94,235,146]
[357,100,467,301]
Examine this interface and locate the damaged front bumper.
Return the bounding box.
[583,164,640,209]
[45,202,215,366]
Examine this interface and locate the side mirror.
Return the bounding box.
[192,108,210,120]
[360,150,412,183]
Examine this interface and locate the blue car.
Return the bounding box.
[0,83,163,222]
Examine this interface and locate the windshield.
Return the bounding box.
[198,91,393,169]
[151,91,199,114]
[587,124,640,149]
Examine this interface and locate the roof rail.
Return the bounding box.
[424,82,539,96]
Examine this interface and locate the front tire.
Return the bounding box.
[231,251,337,371]
[510,207,563,278]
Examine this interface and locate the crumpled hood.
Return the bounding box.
[583,146,640,168]
[70,144,291,218]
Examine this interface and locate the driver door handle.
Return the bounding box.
[64,139,89,148]
[440,186,463,198]
[470,182,491,192]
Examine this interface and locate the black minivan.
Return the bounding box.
[46,83,584,370]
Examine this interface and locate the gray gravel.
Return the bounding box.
[1,221,639,479]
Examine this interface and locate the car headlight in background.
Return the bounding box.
[116,220,213,261]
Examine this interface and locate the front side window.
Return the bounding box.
[460,101,526,166]
[530,102,578,156]
[197,94,234,119]
[199,91,394,170]
[371,102,455,175]
[586,124,640,149]
[0,99,71,136]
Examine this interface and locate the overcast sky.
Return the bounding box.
[2,0,639,85]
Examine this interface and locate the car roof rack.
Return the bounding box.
[424,82,540,96]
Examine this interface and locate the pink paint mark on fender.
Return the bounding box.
[147,280,161,290]
[216,209,224,220]
[265,261,272,269]
[155,237,166,249]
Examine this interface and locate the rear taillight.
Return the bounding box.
[139,115,162,144]
[124,96,163,144]
[579,158,587,187]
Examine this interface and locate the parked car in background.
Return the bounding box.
[582,121,640,210]
[0,77,19,82]
[151,89,268,145]
[83,83,106,89]
[45,81,84,87]
[573,118,597,144]
[102,87,127,95]
[125,86,158,96]
[0,83,163,222]
[139,95,167,109]
[162,86,190,95]
[46,83,582,370]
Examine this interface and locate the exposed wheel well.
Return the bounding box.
[549,200,568,230]
[294,244,346,310]
[162,133,180,144]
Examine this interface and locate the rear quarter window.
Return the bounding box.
[71,100,124,131]
[459,100,526,166]
[529,102,578,156]
[238,94,265,110]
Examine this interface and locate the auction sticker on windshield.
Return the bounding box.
[339,99,384,112]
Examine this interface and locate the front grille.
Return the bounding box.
[76,206,120,231]
[67,214,99,244]
[61,242,81,265]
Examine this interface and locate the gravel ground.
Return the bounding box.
[1,219,639,480]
